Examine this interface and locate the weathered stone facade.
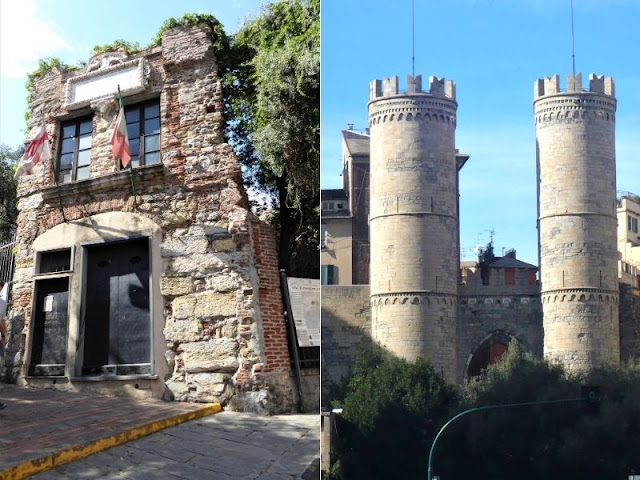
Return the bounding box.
[534,73,620,370]
[4,24,298,414]
[368,74,459,381]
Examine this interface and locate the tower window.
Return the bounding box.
[124,99,161,168]
[629,215,638,234]
[58,116,93,183]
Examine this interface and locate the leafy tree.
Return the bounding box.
[330,344,458,479]
[0,144,21,242]
[435,343,640,479]
[228,0,319,278]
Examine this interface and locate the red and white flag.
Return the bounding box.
[14,123,52,178]
[111,106,131,168]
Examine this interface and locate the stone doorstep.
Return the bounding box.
[0,403,221,480]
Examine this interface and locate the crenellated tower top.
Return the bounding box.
[369,74,456,102]
[534,73,615,100]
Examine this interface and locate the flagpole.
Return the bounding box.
[53,157,67,224]
[117,85,137,211]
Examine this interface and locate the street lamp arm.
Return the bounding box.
[426,397,584,480]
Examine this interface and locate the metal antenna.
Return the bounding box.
[412,0,415,78]
[570,0,576,76]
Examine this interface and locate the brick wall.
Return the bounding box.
[250,219,290,373]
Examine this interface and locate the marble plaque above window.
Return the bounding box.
[64,58,148,110]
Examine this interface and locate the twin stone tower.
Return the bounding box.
[368,72,619,381]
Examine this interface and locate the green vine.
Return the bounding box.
[91,39,141,56]
[148,13,229,54]
[24,58,80,124]
[23,14,230,127]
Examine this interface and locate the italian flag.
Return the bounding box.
[111,104,131,168]
[14,123,52,178]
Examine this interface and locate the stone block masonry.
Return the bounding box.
[534,73,619,370]
[5,23,297,414]
[368,74,459,381]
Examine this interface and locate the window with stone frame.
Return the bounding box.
[57,116,93,183]
[124,99,161,168]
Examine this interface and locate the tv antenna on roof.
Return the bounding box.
[570,0,576,77]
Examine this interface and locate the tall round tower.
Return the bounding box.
[368,74,458,381]
[534,73,619,370]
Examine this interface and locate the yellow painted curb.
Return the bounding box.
[0,403,221,480]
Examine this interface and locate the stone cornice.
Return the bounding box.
[41,164,164,204]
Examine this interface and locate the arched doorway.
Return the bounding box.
[466,331,514,378]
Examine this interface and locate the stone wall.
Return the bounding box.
[620,284,640,362]
[457,293,543,383]
[321,285,370,400]
[4,24,296,414]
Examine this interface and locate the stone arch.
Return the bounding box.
[383,115,388,123]
[466,330,517,379]
[398,113,404,121]
[406,113,413,121]
[415,113,422,121]
[411,297,420,305]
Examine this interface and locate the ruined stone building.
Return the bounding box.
[322,73,640,390]
[3,23,316,414]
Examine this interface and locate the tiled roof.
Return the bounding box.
[488,255,537,269]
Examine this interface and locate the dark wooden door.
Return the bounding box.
[29,277,69,376]
[82,239,150,376]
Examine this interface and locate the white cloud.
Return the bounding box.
[0,0,71,78]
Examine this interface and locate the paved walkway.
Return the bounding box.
[0,384,319,480]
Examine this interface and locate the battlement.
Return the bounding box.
[534,73,615,99]
[369,74,456,101]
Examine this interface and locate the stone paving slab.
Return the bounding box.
[27,412,320,480]
[0,384,220,479]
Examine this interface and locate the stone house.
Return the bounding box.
[4,23,303,414]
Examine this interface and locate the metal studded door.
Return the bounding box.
[82,238,150,376]
[29,276,69,376]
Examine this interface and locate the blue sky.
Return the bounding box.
[0,0,266,149]
[321,0,640,265]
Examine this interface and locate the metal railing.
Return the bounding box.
[0,233,16,284]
